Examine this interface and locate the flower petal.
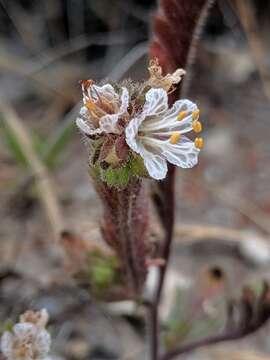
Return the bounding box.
[119,87,129,115]
[76,117,102,136]
[161,99,198,130]
[125,117,168,179]
[1,332,13,359]
[141,148,168,180]
[143,88,168,117]
[99,87,129,134]
[79,86,129,136]
[125,115,145,153]
[89,84,118,102]
[141,99,198,134]
[162,136,200,168]
[99,114,120,134]
[13,323,36,339]
[35,329,51,357]
[79,106,88,116]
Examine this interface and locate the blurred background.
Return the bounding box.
[1,0,270,359]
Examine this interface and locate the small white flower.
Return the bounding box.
[125,88,203,180]
[1,322,51,360]
[20,309,49,330]
[76,82,129,136]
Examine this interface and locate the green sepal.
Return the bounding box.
[100,155,147,188]
[102,164,130,188]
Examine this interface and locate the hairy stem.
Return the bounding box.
[117,181,145,294]
[96,176,148,296]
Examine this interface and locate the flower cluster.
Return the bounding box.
[1,309,51,360]
[76,59,203,181]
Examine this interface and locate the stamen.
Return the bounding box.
[177,111,187,121]
[192,120,202,133]
[170,132,181,144]
[80,79,93,90]
[86,100,96,111]
[195,137,204,149]
[192,109,200,121]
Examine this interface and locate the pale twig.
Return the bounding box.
[0,100,64,240]
[175,224,250,242]
[234,0,270,101]
[121,348,145,360]
[175,224,270,266]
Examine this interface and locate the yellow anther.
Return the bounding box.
[192,120,202,133]
[192,109,200,121]
[194,137,204,149]
[177,111,187,121]
[170,132,181,144]
[86,100,96,111]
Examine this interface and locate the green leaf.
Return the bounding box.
[0,115,29,168]
[0,320,13,336]
[42,121,76,169]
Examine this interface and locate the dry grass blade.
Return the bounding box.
[207,349,270,360]
[0,52,74,102]
[0,100,64,240]
[234,0,270,101]
[181,173,270,236]
[204,181,270,236]
[31,32,139,73]
[108,41,148,81]
[175,224,250,242]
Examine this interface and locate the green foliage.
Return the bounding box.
[1,113,76,171]
[247,279,266,297]
[0,320,14,336]
[0,115,29,168]
[87,250,119,293]
[42,121,76,169]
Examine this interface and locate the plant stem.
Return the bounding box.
[148,0,214,357]
[148,303,159,360]
[159,324,263,360]
[146,164,176,360]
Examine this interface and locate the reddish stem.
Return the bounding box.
[148,0,214,359]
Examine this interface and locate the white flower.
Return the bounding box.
[125,88,203,180]
[1,319,51,360]
[20,309,49,330]
[76,82,129,136]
